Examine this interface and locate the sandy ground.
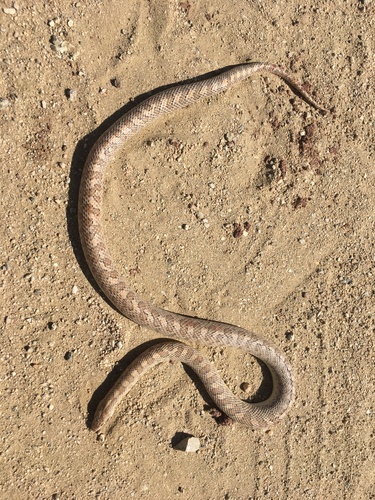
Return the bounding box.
[1,1,374,498]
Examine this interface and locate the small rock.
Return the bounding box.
[3,7,17,15]
[110,77,121,88]
[240,382,251,393]
[285,331,294,341]
[65,88,76,101]
[293,196,308,209]
[174,436,200,452]
[50,35,76,58]
[0,98,11,110]
[72,285,78,294]
[64,351,73,361]
[233,223,243,238]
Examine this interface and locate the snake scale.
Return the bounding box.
[78,62,326,433]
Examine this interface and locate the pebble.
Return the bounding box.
[110,77,121,88]
[173,436,200,452]
[3,7,17,15]
[50,35,76,58]
[224,132,235,142]
[285,331,295,341]
[233,223,243,238]
[64,351,73,361]
[0,98,11,109]
[65,88,76,101]
[240,382,251,393]
[72,285,78,294]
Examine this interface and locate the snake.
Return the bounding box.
[78,62,326,433]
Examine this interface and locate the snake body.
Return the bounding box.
[79,62,326,433]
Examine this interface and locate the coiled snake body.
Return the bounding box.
[79,62,326,432]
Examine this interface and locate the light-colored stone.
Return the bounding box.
[174,436,200,452]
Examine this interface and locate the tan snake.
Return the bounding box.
[78,62,326,433]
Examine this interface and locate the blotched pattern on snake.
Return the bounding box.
[78,62,326,432]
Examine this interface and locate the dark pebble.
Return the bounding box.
[110,78,121,88]
[64,351,73,361]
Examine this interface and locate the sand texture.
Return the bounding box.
[0,1,374,498]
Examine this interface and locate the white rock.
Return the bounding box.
[174,436,200,452]
[3,7,17,15]
[0,98,10,109]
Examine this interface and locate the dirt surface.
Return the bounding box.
[1,1,374,498]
